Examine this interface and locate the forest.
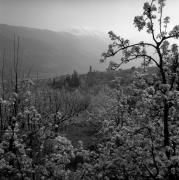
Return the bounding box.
[0,0,179,179]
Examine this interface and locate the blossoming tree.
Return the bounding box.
[101,0,179,148]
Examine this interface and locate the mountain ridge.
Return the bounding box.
[0,24,109,77]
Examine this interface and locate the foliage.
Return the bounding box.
[51,71,80,89]
[1,0,179,179]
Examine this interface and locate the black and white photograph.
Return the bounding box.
[0,0,179,179]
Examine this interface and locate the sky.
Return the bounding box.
[0,0,179,39]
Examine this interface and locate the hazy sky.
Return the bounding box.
[0,0,179,38]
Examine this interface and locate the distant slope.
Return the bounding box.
[0,24,110,77]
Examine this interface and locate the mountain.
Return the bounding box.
[0,24,110,78]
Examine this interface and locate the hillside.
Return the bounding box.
[0,24,109,77]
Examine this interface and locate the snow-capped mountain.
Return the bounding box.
[62,27,108,39]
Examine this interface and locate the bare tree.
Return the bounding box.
[1,48,5,99]
[13,33,20,116]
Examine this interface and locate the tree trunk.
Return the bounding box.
[163,101,169,146]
